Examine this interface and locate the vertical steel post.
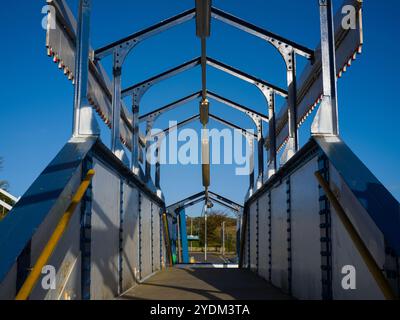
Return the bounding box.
[204,208,208,262]
[131,97,140,175]
[72,0,99,137]
[222,221,225,256]
[312,0,339,136]
[248,136,255,197]
[111,60,129,165]
[281,49,298,163]
[256,119,264,189]
[267,93,277,177]
[155,138,161,191]
[144,121,153,182]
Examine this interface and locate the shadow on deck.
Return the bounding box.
[119,267,292,300]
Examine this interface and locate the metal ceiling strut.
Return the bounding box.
[121,56,284,191]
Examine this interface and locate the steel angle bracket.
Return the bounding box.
[268,0,364,153]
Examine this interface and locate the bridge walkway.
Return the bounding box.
[119,267,291,300]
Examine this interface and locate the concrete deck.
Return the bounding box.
[120,267,292,300]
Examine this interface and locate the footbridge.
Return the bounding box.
[1,0,400,300]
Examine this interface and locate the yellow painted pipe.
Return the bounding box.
[15,169,95,300]
[315,171,397,300]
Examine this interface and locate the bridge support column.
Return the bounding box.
[312,0,339,136]
[72,0,99,138]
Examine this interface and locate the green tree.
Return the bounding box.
[193,211,237,252]
[0,157,8,190]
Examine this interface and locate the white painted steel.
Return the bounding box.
[291,157,322,300]
[270,182,289,292]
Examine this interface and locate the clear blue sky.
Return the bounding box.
[0,0,399,217]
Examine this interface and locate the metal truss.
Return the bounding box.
[50,0,359,195]
[167,190,243,214]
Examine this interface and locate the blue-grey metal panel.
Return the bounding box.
[0,264,16,300]
[257,193,269,280]
[291,157,322,300]
[140,196,153,280]
[121,183,140,292]
[90,159,120,300]
[249,202,258,271]
[330,164,385,300]
[315,136,400,255]
[271,182,289,292]
[0,138,96,284]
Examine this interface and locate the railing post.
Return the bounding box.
[312,0,339,136]
[72,0,99,138]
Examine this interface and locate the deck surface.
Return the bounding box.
[120,267,292,300]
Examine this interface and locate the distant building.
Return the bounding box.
[0,189,18,220]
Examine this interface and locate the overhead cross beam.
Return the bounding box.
[121,58,201,98]
[151,114,257,140]
[206,57,288,98]
[139,90,268,124]
[210,7,314,60]
[95,8,197,59]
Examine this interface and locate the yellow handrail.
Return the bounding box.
[315,171,397,300]
[15,169,95,300]
[162,213,173,267]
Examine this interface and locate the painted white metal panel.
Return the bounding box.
[30,201,82,300]
[152,205,161,272]
[140,196,153,280]
[249,202,258,271]
[330,165,385,300]
[121,183,140,292]
[258,193,269,280]
[291,157,322,300]
[90,160,120,300]
[271,182,289,292]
